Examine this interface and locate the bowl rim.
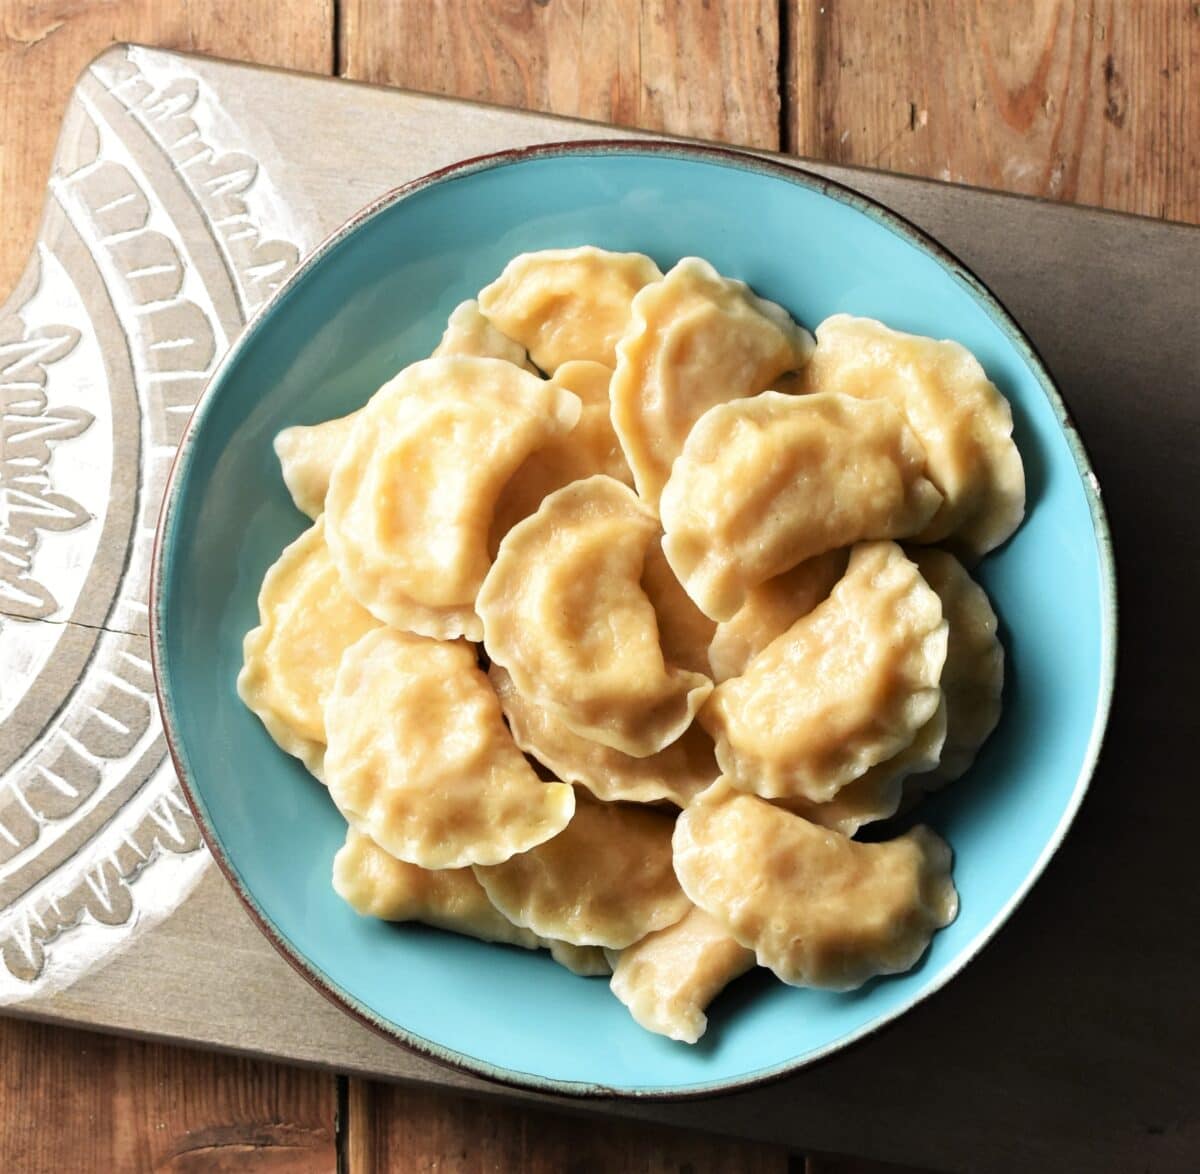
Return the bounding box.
[149,137,1118,1101]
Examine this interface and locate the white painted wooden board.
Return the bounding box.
[1,44,1196,1174]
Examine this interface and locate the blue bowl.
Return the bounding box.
[151,142,1116,1097]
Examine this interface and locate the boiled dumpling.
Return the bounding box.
[334,825,544,945]
[274,411,359,521]
[490,665,717,808]
[477,476,713,758]
[545,360,632,484]
[325,356,580,639]
[236,517,380,779]
[610,257,813,508]
[641,537,718,678]
[478,246,662,373]
[274,300,533,519]
[333,828,608,976]
[545,940,613,977]
[431,297,539,371]
[489,359,633,552]
[608,906,754,1044]
[776,696,946,835]
[707,549,849,683]
[701,542,947,803]
[324,628,575,869]
[911,549,1004,785]
[474,791,690,949]
[801,314,1025,557]
[660,391,942,621]
[673,780,958,989]
[334,831,609,976]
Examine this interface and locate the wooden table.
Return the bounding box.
[1,3,1195,1171]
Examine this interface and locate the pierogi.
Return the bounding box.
[274,299,533,519]
[608,905,754,1043]
[707,549,850,684]
[775,696,946,835]
[324,628,575,869]
[474,792,690,949]
[610,256,813,508]
[334,825,544,945]
[325,356,580,639]
[274,411,359,521]
[478,476,713,757]
[490,665,717,808]
[911,548,1004,785]
[802,314,1025,556]
[660,391,942,620]
[333,828,608,976]
[431,297,539,372]
[701,542,947,802]
[489,359,633,552]
[673,781,958,989]
[237,517,380,779]
[640,537,718,677]
[478,246,663,372]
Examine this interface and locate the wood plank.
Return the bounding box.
[0,0,334,297]
[0,1016,335,1172]
[338,0,782,148]
[786,0,1200,223]
[344,1080,793,1173]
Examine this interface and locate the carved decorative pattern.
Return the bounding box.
[0,48,303,998]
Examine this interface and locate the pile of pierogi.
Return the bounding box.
[239,247,1024,1043]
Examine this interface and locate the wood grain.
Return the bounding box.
[0,1017,335,1171]
[0,0,334,297]
[339,0,782,148]
[344,1081,792,1173]
[787,0,1200,223]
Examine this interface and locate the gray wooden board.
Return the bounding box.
[1,45,1197,1174]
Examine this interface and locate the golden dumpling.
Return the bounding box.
[325,356,579,639]
[431,297,538,371]
[610,256,812,508]
[660,391,942,621]
[478,246,662,372]
[333,828,608,976]
[489,359,633,552]
[274,411,359,521]
[474,791,689,949]
[324,629,575,869]
[236,517,380,779]
[702,542,946,803]
[478,476,712,758]
[608,905,754,1043]
[911,548,1004,786]
[802,314,1025,557]
[275,300,533,519]
[673,781,958,989]
[640,536,718,678]
[707,549,849,683]
[775,696,946,835]
[490,665,717,808]
[334,826,543,945]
